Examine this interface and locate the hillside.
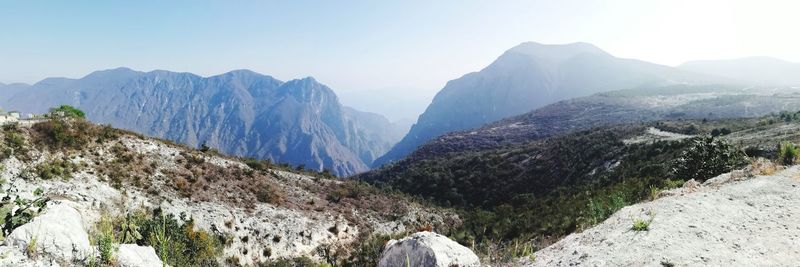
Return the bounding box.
[401,84,800,163]
[526,165,800,266]
[374,42,722,167]
[0,68,397,176]
[359,111,800,264]
[0,111,457,266]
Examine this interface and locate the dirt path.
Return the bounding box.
[525,166,800,267]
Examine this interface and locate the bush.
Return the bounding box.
[259,257,320,267]
[0,194,48,239]
[34,159,76,180]
[90,208,223,266]
[326,182,370,203]
[93,214,117,264]
[49,105,85,119]
[254,184,283,204]
[32,117,94,149]
[779,142,798,165]
[137,209,223,266]
[673,137,747,182]
[631,218,651,231]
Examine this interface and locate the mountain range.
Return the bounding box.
[373,42,725,167]
[0,68,399,176]
[5,41,800,177]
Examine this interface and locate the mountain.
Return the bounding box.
[0,82,30,106]
[385,84,800,164]
[680,56,800,85]
[373,42,720,167]
[0,68,396,176]
[360,105,800,263]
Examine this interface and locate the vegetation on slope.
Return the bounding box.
[2,105,458,266]
[357,113,800,262]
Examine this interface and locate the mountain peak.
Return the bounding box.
[218,69,261,77]
[82,67,143,79]
[506,41,610,62]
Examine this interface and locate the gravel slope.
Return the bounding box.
[526,166,800,267]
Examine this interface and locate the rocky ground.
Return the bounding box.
[525,165,800,266]
[0,120,458,266]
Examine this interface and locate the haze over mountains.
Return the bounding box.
[679,56,800,85]
[373,42,725,166]
[4,41,800,177]
[0,68,399,176]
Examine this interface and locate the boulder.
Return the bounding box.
[5,201,92,264]
[378,231,480,267]
[116,244,164,267]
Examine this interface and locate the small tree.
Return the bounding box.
[48,105,85,119]
[779,142,798,165]
[673,137,747,182]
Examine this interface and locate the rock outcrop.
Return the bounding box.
[0,121,457,266]
[5,201,92,264]
[116,244,163,267]
[525,166,800,266]
[378,231,480,267]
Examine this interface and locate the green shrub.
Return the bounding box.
[631,218,652,231]
[259,256,320,267]
[94,214,117,264]
[49,105,85,119]
[137,209,223,266]
[34,159,76,180]
[89,208,223,266]
[779,142,798,165]
[631,210,655,231]
[0,195,48,238]
[339,234,403,267]
[673,137,747,182]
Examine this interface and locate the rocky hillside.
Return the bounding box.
[0,68,398,176]
[526,164,800,266]
[359,111,800,264]
[402,84,800,163]
[374,41,721,167]
[0,112,457,266]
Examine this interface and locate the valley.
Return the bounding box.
[6,5,800,264]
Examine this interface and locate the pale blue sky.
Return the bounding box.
[2,0,799,99]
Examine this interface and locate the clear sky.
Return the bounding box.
[2,0,799,98]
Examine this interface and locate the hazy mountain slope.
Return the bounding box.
[680,56,800,85]
[403,84,800,162]
[0,68,395,176]
[374,42,719,167]
[0,82,30,105]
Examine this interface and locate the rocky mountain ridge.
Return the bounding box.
[0,68,396,176]
[374,41,725,167]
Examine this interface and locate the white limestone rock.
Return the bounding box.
[5,201,92,264]
[116,244,164,267]
[378,231,480,267]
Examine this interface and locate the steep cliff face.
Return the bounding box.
[374,42,716,167]
[0,68,395,176]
